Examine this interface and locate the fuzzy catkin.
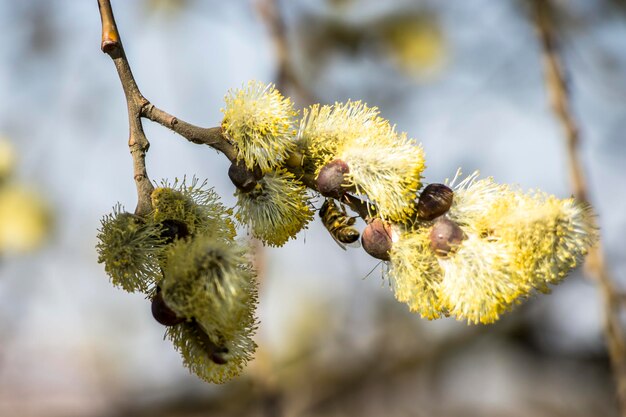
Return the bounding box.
[235,169,313,247]
[297,100,426,222]
[387,172,598,324]
[222,81,297,172]
[96,206,163,293]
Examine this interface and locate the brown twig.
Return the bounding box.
[141,104,237,161]
[98,0,153,216]
[533,1,626,415]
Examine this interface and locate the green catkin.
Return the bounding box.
[151,177,236,241]
[96,205,163,293]
[162,235,258,383]
[166,318,257,384]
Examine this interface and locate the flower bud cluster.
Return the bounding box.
[97,178,258,383]
[388,172,598,324]
[98,78,603,386]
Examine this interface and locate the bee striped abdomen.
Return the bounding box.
[320,199,361,246]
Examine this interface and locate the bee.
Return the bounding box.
[319,198,361,250]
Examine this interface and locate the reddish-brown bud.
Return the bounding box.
[417,184,453,221]
[362,218,393,261]
[151,291,185,326]
[429,217,465,257]
[228,160,259,192]
[317,159,350,198]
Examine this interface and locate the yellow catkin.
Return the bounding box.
[297,100,426,222]
[438,234,527,324]
[339,131,425,222]
[222,81,297,172]
[388,172,598,325]
[297,101,389,172]
[497,192,598,292]
[235,169,313,247]
[388,226,444,320]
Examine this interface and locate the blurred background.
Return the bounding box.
[1,0,625,416]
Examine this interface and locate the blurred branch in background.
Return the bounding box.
[256,0,316,103]
[533,1,626,415]
[105,302,489,417]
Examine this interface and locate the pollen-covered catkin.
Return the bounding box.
[297,100,426,222]
[297,101,388,173]
[438,234,526,324]
[388,226,445,320]
[497,192,598,292]
[387,172,598,324]
[221,80,297,172]
[338,131,425,222]
[235,169,313,247]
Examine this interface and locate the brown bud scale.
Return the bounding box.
[229,160,258,192]
[152,291,185,326]
[159,219,190,243]
[317,159,350,198]
[417,183,454,221]
[210,346,229,365]
[362,218,393,261]
[429,217,465,257]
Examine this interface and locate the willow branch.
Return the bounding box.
[98,1,371,223]
[98,0,153,216]
[533,2,626,415]
[141,104,238,161]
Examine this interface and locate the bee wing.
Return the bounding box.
[329,233,348,251]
